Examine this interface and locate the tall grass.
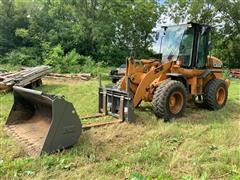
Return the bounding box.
[0,79,239,179]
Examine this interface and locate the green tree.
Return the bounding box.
[0,0,161,67]
[0,0,18,54]
[26,0,161,64]
[0,0,39,54]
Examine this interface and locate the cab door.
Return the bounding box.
[195,28,209,69]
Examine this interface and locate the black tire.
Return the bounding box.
[203,79,228,110]
[152,80,187,120]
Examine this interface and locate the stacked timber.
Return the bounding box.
[230,69,240,78]
[46,73,91,80]
[0,66,50,92]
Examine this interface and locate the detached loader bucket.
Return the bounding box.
[5,86,82,156]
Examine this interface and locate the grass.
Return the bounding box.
[0,78,239,179]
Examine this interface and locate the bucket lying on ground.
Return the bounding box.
[5,86,82,156]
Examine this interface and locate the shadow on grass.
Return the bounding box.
[134,101,240,126]
[179,101,240,125]
[137,105,154,112]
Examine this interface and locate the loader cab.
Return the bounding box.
[158,22,210,69]
[179,22,210,69]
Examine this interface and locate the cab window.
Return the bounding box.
[196,32,208,68]
[178,28,194,67]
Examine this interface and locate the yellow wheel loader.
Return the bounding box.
[4,22,230,156]
[99,22,230,120]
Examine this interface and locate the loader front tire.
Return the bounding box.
[203,79,228,110]
[152,80,187,120]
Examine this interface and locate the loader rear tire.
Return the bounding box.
[152,80,187,120]
[203,79,228,110]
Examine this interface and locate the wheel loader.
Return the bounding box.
[4,22,230,156]
[99,22,230,120]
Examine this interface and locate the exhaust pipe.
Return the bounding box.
[5,86,82,156]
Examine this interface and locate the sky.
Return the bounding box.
[158,0,165,4]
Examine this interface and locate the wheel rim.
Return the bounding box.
[169,91,184,114]
[216,87,226,105]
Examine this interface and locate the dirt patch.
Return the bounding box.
[5,114,51,156]
[43,73,91,84]
[42,77,87,84]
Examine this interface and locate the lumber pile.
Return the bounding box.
[46,73,91,80]
[0,66,50,92]
[230,69,240,78]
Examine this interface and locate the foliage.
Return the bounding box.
[2,47,40,66]
[0,0,240,69]
[44,44,68,73]
[79,59,109,76]
[43,44,109,74]
[0,0,160,68]
[0,63,21,71]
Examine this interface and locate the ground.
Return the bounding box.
[0,78,239,179]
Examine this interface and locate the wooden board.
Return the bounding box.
[0,66,51,92]
[46,73,91,80]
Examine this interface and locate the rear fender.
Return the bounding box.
[167,73,188,91]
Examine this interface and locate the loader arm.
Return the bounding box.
[133,61,172,107]
[119,60,173,107]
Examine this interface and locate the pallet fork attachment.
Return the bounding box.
[98,75,135,123]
